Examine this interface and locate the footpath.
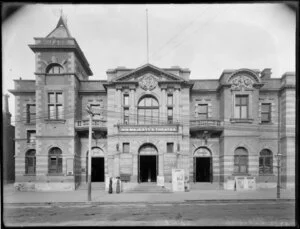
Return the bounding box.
[2,184,295,205]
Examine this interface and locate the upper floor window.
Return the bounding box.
[259,149,273,175]
[90,104,101,120]
[138,96,159,124]
[167,94,173,106]
[167,108,173,124]
[198,104,208,119]
[167,142,174,153]
[46,64,64,74]
[261,103,271,123]
[25,150,36,175]
[48,147,62,174]
[26,104,36,123]
[124,108,129,124]
[234,95,248,119]
[27,130,36,143]
[124,94,129,106]
[123,143,130,153]
[234,147,248,174]
[48,92,63,120]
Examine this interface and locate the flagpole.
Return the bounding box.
[146,8,149,63]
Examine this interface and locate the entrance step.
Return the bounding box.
[190,182,221,190]
[124,182,172,193]
[77,182,105,190]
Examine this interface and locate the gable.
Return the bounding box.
[113,64,185,82]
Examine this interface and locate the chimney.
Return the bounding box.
[3,94,9,113]
[261,68,272,79]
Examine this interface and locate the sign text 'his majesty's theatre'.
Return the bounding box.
[119,126,178,132]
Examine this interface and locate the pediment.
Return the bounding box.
[113,64,185,83]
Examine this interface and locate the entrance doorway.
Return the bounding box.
[195,157,212,182]
[91,157,104,182]
[139,155,157,182]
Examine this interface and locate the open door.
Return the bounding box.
[193,157,196,183]
[210,157,213,183]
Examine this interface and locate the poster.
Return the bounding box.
[235,176,245,191]
[172,169,185,192]
[157,176,164,187]
[246,177,256,190]
[235,176,256,191]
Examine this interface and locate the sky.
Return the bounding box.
[2,3,296,123]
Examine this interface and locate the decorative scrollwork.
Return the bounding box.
[139,74,157,91]
[230,75,253,90]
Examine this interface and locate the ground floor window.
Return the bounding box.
[234,147,248,174]
[48,147,62,174]
[259,149,273,175]
[25,150,36,174]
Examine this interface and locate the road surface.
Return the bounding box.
[3,201,295,226]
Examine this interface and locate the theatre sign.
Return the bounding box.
[118,125,178,132]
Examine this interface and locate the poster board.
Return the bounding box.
[235,176,256,191]
[172,169,185,192]
[225,176,235,190]
[157,176,164,187]
[66,158,74,176]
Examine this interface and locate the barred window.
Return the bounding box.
[48,147,62,174]
[234,147,248,174]
[25,150,36,175]
[259,149,273,175]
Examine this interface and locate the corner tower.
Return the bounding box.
[27,16,93,191]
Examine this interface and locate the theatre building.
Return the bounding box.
[10,17,295,191]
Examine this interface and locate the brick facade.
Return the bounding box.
[9,17,295,191]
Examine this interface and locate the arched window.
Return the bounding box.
[46,63,64,74]
[138,96,159,124]
[25,150,36,174]
[48,147,62,174]
[234,147,248,174]
[259,149,273,175]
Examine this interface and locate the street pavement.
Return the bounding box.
[3,201,296,226]
[2,184,295,204]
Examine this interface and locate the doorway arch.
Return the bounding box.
[193,147,213,183]
[86,147,105,182]
[138,143,158,183]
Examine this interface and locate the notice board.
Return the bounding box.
[172,169,185,192]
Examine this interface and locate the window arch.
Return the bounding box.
[46,63,64,74]
[234,147,248,174]
[48,147,62,174]
[138,95,159,124]
[25,150,36,174]
[259,149,273,175]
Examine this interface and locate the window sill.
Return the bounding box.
[230,118,253,123]
[24,174,36,176]
[47,173,64,176]
[258,174,274,176]
[44,119,66,124]
[232,173,250,176]
[260,122,273,125]
[24,123,36,126]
